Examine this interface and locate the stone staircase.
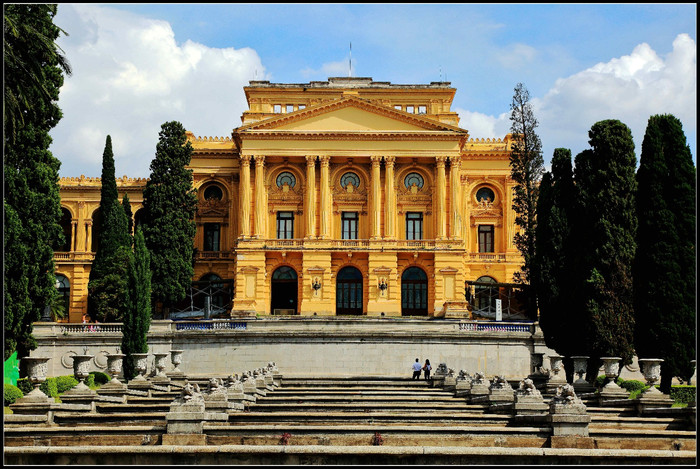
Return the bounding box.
[4,374,696,464]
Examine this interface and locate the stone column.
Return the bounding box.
[71,221,78,252]
[370,155,382,239]
[319,155,331,239]
[253,155,266,239]
[305,155,316,239]
[384,156,396,239]
[436,156,447,239]
[86,221,93,252]
[449,155,462,239]
[239,155,252,238]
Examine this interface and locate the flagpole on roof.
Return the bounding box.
[349,42,352,77]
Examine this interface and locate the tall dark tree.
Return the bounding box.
[574,120,637,370]
[535,149,580,357]
[509,83,545,317]
[122,227,152,380]
[633,114,696,392]
[142,121,198,318]
[87,136,131,322]
[4,4,70,359]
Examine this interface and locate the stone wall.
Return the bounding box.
[32,319,555,379]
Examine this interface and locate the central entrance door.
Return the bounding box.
[336,266,363,315]
[401,266,428,316]
[271,266,298,315]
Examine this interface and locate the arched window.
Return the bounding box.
[271,266,298,315]
[340,172,361,190]
[276,171,297,189]
[203,185,223,201]
[404,172,424,190]
[57,208,72,252]
[476,187,495,203]
[272,266,298,280]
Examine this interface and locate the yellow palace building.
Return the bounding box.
[55,77,524,323]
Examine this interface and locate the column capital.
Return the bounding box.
[370,155,382,166]
[240,154,252,164]
[318,155,331,166]
[436,155,447,166]
[384,155,396,166]
[254,155,266,166]
[306,155,317,166]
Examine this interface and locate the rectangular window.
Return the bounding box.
[341,212,358,240]
[286,104,294,113]
[298,104,306,110]
[276,212,294,239]
[406,212,423,240]
[406,105,414,114]
[273,104,282,113]
[418,105,427,114]
[203,223,220,251]
[478,225,494,253]
[394,105,402,111]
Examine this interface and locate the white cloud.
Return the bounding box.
[51,5,266,178]
[456,34,696,164]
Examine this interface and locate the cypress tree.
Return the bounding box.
[122,192,134,241]
[574,120,638,371]
[509,83,545,317]
[535,149,579,357]
[4,4,69,359]
[122,227,152,380]
[634,114,696,392]
[87,136,131,322]
[142,121,198,318]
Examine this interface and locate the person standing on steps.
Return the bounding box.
[412,358,422,380]
[423,359,432,380]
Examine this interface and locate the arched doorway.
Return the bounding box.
[271,266,298,315]
[336,266,363,315]
[55,274,70,318]
[401,266,428,316]
[474,275,498,316]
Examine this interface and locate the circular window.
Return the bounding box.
[404,172,424,190]
[340,172,360,189]
[476,187,495,203]
[276,171,296,189]
[203,185,223,200]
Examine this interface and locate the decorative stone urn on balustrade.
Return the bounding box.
[127,353,152,392]
[545,355,566,395]
[635,358,673,413]
[61,352,98,409]
[10,357,54,415]
[571,356,594,394]
[598,356,629,403]
[166,350,186,386]
[97,352,128,401]
[152,352,171,386]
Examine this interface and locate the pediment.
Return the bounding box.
[235,96,466,135]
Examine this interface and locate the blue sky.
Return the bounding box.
[50,4,696,178]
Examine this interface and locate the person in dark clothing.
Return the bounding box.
[423,359,432,380]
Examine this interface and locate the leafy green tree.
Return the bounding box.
[535,149,581,356]
[122,227,152,380]
[509,83,545,317]
[87,136,131,322]
[142,121,198,318]
[4,4,69,359]
[633,114,696,392]
[574,120,637,371]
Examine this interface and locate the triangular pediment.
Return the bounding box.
[235,96,466,134]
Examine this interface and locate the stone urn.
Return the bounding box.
[105,353,125,385]
[170,350,184,373]
[571,356,590,385]
[131,353,149,382]
[21,357,52,401]
[600,357,622,390]
[638,358,664,395]
[71,354,94,391]
[154,352,169,378]
[530,352,545,375]
[548,355,566,383]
